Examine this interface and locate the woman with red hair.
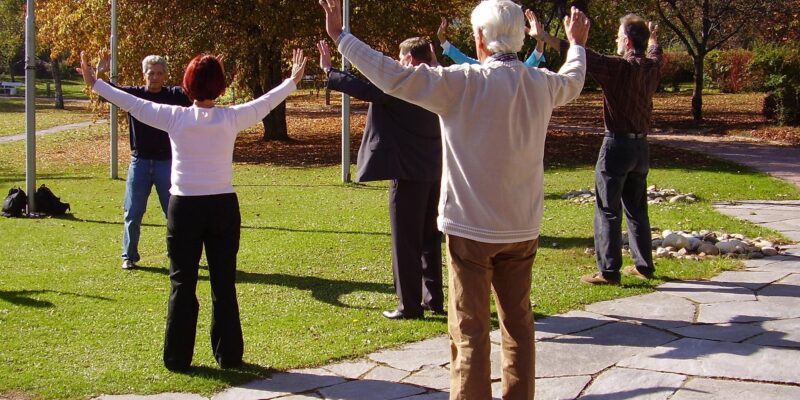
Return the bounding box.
[79,49,307,371]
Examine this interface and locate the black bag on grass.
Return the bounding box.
[34,184,70,216]
[2,187,27,217]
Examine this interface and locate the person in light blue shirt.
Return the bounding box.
[437,9,546,67]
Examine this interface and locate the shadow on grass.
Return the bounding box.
[0,172,96,185]
[171,362,276,385]
[51,214,389,237]
[0,289,112,308]
[134,266,394,310]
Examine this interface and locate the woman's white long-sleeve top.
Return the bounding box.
[93,79,296,196]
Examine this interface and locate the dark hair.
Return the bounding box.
[182,54,226,101]
[620,14,650,54]
[399,37,433,64]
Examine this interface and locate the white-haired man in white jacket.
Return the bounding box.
[319,1,589,398]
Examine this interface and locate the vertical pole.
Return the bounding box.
[341,0,351,183]
[109,0,119,179]
[24,0,36,212]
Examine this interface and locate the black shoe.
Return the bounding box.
[382,309,423,320]
[421,303,447,316]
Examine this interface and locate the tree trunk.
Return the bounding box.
[261,53,289,141]
[692,56,704,123]
[52,58,64,109]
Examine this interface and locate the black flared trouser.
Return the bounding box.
[163,192,243,370]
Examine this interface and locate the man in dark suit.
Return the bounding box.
[318,38,444,319]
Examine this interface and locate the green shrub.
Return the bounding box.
[752,43,800,126]
[661,51,694,92]
[705,49,758,93]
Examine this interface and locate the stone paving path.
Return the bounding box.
[0,120,107,144]
[96,207,800,399]
[649,133,800,189]
[94,135,800,399]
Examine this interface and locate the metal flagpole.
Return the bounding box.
[24,0,36,212]
[341,0,351,183]
[109,0,119,179]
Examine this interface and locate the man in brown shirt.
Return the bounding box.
[542,14,662,284]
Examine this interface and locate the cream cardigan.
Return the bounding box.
[339,33,586,243]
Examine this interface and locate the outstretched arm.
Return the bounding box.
[524,9,546,67]
[230,49,305,132]
[78,51,178,132]
[318,40,388,103]
[320,0,463,115]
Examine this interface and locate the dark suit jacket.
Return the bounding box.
[327,68,442,183]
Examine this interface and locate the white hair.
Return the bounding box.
[141,55,168,74]
[471,0,525,54]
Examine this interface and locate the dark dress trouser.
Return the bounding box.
[594,136,656,280]
[164,193,243,370]
[388,179,444,315]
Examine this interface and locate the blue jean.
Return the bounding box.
[122,157,172,262]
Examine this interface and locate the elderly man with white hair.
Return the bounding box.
[319,0,589,398]
[98,55,192,270]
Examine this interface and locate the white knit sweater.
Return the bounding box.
[94,79,296,196]
[339,33,586,243]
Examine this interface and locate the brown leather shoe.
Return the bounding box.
[623,266,654,280]
[580,272,620,285]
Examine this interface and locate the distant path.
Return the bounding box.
[0,120,107,144]
[650,132,800,189]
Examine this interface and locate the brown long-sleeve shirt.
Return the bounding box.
[560,40,663,135]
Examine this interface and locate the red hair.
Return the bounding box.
[182,54,226,101]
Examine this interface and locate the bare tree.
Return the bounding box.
[656,0,764,123]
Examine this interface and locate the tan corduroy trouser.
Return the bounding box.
[446,235,539,400]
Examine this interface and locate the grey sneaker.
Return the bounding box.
[121,259,137,270]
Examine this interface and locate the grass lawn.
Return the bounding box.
[0,97,97,137]
[1,97,799,399]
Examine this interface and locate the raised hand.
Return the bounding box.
[648,21,658,45]
[290,48,308,85]
[319,0,344,42]
[525,9,544,40]
[76,51,97,87]
[437,17,449,43]
[96,52,111,75]
[317,40,333,72]
[564,6,590,47]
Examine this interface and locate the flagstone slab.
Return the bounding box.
[744,318,800,348]
[490,376,590,400]
[746,262,800,273]
[670,378,800,399]
[667,323,764,342]
[758,273,800,298]
[697,300,800,323]
[368,347,450,371]
[617,338,800,384]
[585,292,695,329]
[363,365,410,382]
[317,380,425,400]
[95,395,207,400]
[212,370,345,400]
[400,392,450,400]
[533,310,617,340]
[710,271,790,291]
[322,360,377,379]
[656,280,756,304]
[581,367,686,400]
[401,336,450,351]
[535,321,677,377]
[402,366,450,390]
